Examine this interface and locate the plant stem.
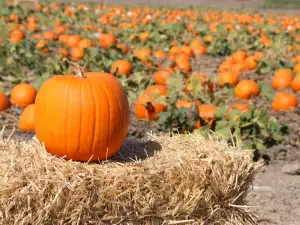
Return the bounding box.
[63,58,86,78]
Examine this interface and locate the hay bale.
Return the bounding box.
[0,132,262,225]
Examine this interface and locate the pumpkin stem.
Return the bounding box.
[63,58,86,78]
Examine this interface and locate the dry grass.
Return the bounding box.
[0,129,263,225]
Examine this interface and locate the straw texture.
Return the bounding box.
[0,131,262,225]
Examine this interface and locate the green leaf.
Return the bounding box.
[258,82,275,100]
[214,105,227,118]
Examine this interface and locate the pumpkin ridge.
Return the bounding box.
[95,78,111,159]
[48,76,66,153]
[101,77,124,151]
[87,78,97,156]
[64,77,75,158]
[77,80,83,157]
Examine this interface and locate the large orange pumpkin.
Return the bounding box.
[35,59,129,161]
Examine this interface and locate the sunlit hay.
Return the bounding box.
[0,131,263,225]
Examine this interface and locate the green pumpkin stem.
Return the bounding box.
[63,58,86,78]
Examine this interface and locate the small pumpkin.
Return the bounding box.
[218,71,238,87]
[153,70,173,85]
[291,73,300,91]
[272,68,293,90]
[272,92,298,111]
[110,60,133,76]
[0,92,10,111]
[19,104,35,132]
[10,83,37,108]
[35,59,129,161]
[232,50,247,64]
[98,33,117,49]
[135,93,166,120]
[66,35,81,48]
[70,46,84,61]
[234,80,260,99]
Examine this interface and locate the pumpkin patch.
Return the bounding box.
[0,1,298,162]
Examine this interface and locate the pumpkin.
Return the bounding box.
[66,35,81,48]
[0,92,10,111]
[110,60,133,76]
[272,69,293,89]
[232,50,247,64]
[145,85,168,96]
[19,104,35,132]
[98,33,117,49]
[154,70,173,85]
[43,31,56,41]
[291,73,300,91]
[234,80,260,99]
[154,50,167,59]
[135,93,166,120]
[218,71,238,87]
[35,59,129,161]
[176,99,192,108]
[245,56,257,70]
[197,104,218,127]
[70,46,84,61]
[77,39,94,49]
[272,92,298,111]
[293,63,300,73]
[133,48,152,62]
[226,103,249,120]
[10,83,37,108]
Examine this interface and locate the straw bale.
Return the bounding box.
[0,131,263,225]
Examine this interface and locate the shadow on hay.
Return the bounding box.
[110,137,162,162]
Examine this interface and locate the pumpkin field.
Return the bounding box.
[0,1,299,224]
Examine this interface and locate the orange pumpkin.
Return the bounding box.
[77,39,94,49]
[234,80,260,99]
[135,93,166,120]
[66,35,81,48]
[232,50,247,64]
[218,71,238,87]
[35,59,129,161]
[10,83,37,108]
[133,48,152,62]
[145,85,168,96]
[272,92,298,111]
[0,92,10,111]
[70,47,84,61]
[19,104,35,132]
[272,69,293,89]
[291,73,300,91]
[153,70,173,85]
[175,99,192,108]
[294,63,300,73]
[98,33,117,49]
[110,60,133,76]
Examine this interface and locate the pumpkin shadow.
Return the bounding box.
[110,137,162,163]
